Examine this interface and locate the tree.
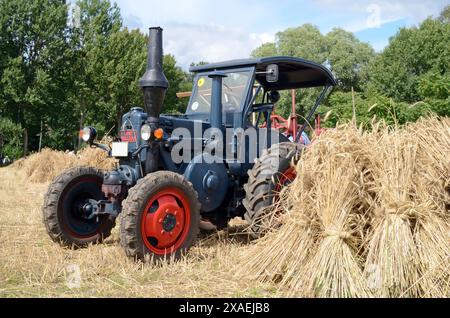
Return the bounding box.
[0,117,23,160]
[324,28,374,91]
[68,0,123,142]
[439,5,450,23]
[251,43,277,58]
[366,15,450,104]
[250,24,375,118]
[0,0,72,153]
[276,24,327,62]
[163,54,189,114]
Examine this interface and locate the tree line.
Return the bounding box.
[252,6,449,128]
[0,0,448,160]
[0,0,190,159]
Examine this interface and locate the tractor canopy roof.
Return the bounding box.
[189,56,336,90]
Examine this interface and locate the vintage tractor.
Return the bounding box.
[42,27,335,262]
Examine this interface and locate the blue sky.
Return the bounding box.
[108,0,448,69]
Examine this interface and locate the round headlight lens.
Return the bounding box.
[141,124,152,141]
[81,127,92,142]
[80,126,97,143]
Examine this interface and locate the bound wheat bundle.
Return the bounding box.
[237,125,377,297]
[405,118,450,297]
[363,130,424,297]
[236,174,317,285]
[288,154,371,298]
[238,117,449,298]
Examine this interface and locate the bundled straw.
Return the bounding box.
[18,147,117,183]
[405,117,450,297]
[236,117,450,298]
[363,130,423,297]
[236,176,317,286]
[292,155,371,297]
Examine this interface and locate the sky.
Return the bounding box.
[109,0,448,69]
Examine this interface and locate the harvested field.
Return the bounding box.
[1,117,449,297]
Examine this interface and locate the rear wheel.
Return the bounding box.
[120,171,201,262]
[243,142,303,238]
[42,167,115,248]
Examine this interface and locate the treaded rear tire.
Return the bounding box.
[120,171,201,263]
[243,142,303,238]
[42,167,115,248]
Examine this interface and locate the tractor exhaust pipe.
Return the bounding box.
[139,27,169,124]
[139,27,169,174]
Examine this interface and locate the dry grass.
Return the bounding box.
[1,117,449,298]
[0,167,274,297]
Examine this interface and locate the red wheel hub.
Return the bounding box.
[275,166,297,192]
[141,188,191,255]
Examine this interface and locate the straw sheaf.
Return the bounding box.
[237,117,449,298]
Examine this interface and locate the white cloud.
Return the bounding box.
[115,0,277,69]
[114,0,447,69]
[315,0,446,32]
[161,23,274,69]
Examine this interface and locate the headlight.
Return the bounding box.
[141,124,152,141]
[80,127,97,144]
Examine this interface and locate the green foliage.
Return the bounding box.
[252,24,375,119]
[251,43,277,58]
[252,8,449,126]
[365,17,450,104]
[252,24,375,92]
[0,117,23,159]
[324,28,374,91]
[163,54,190,114]
[417,71,450,116]
[0,1,447,157]
[319,91,432,128]
[439,5,450,23]
[0,0,72,152]
[0,0,189,154]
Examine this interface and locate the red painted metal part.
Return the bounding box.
[141,188,191,255]
[120,130,137,142]
[261,90,325,143]
[275,166,297,193]
[261,90,300,139]
[315,114,325,136]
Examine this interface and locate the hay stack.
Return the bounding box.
[78,147,117,171]
[18,147,117,183]
[237,117,450,298]
[363,130,423,297]
[23,149,78,183]
[406,118,450,297]
[238,125,376,297]
[292,155,371,297]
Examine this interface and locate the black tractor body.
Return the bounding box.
[43,27,336,261]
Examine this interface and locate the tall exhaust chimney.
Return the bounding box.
[139,27,169,125]
[140,27,169,175]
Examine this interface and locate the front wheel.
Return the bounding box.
[120,171,201,262]
[42,167,115,248]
